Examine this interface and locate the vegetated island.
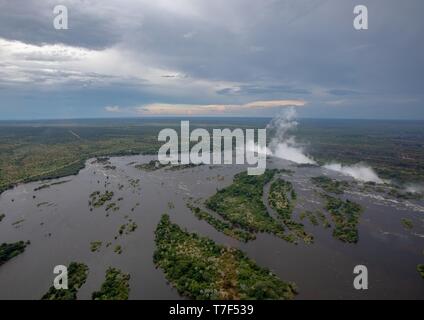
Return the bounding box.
[41,262,89,300]
[0,241,30,266]
[153,214,297,300]
[205,169,293,242]
[323,194,363,243]
[89,190,115,210]
[92,267,130,300]
[268,178,313,244]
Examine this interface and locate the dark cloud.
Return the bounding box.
[0,0,121,49]
[327,89,360,96]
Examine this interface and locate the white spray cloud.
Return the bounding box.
[264,108,386,184]
[266,107,316,164]
[323,163,384,184]
[405,184,424,194]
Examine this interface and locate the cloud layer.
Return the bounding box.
[0,0,423,119]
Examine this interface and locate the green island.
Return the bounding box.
[205,169,290,241]
[135,160,169,171]
[187,204,256,242]
[268,178,313,244]
[0,241,30,266]
[90,241,102,252]
[401,218,414,230]
[154,215,297,300]
[323,194,363,243]
[92,267,130,300]
[417,264,424,279]
[42,262,89,300]
[89,190,114,208]
[311,176,348,194]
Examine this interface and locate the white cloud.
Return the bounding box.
[0,37,249,99]
[104,106,122,112]
[135,99,306,115]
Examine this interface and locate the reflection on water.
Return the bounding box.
[0,155,423,299]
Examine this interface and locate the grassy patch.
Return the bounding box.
[154,215,297,300]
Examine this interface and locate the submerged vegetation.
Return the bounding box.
[154,215,297,300]
[90,241,102,252]
[42,262,89,300]
[0,241,29,266]
[92,267,130,300]
[300,210,331,228]
[114,245,123,254]
[418,264,424,279]
[323,195,362,243]
[89,190,114,208]
[401,218,414,230]
[0,213,5,222]
[118,221,138,237]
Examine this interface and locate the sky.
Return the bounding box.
[0,0,423,120]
